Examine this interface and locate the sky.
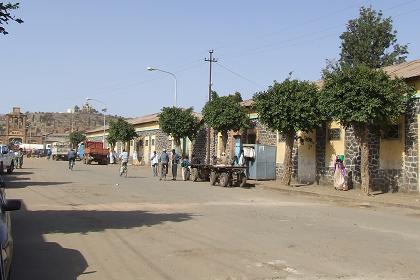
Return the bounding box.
[2,0,420,117]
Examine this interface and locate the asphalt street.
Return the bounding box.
[5,158,420,280]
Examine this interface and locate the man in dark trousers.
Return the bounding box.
[171,149,181,181]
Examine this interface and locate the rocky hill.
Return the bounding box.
[0,104,122,137]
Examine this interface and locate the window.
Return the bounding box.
[145,140,149,146]
[151,138,155,146]
[382,125,400,139]
[328,128,341,141]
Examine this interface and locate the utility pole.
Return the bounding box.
[205,50,217,164]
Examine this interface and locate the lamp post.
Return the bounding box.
[86,98,107,148]
[147,67,177,107]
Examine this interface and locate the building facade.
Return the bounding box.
[86,113,209,165]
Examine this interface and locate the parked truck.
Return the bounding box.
[0,145,15,174]
[83,141,108,165]
[51,141,71,161]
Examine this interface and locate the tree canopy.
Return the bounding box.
[69,131,86,148]
[159,107,202,146]
[202,91,248,134]
[320,64,413,128]
[254,78,323,134]
[0,2,23,35]
[339,6,408,68]
[107,118,137,144]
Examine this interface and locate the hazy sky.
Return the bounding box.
[2,0,420,117]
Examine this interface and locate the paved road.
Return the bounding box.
[5,158,420,280]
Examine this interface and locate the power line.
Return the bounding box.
[215,63,263,88]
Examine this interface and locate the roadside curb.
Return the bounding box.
[258,184,420,211]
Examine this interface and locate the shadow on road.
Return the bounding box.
[11,202,195,279]
[11,203,88,280]
[5,181,72,189]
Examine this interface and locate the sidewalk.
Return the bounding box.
[256,180,420,211]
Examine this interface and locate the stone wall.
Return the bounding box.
[135,128,208,164]
[402,98,420,192]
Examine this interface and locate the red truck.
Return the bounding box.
[83,141,108,165]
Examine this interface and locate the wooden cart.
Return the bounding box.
[190,164,212,182]
[209,165,247,188]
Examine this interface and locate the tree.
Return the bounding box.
[159,107,202,154]
[339,6,408,68]
[202,92,249,154]
[0,2,23,35]
[320,64,414,194]
[107,118,136,152]
[254,78,323,186]
[69,131,86,149]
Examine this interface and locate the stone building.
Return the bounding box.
[218,59,420,193]
[0,107,42,144]
[86,113,208,165]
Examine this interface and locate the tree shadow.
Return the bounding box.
[8,171,34,176]
[5,181,72,189]
[11,202,195,279]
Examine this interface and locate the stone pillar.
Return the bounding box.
[402,99,420,192]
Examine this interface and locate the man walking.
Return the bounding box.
[159,149,169,181]
[67,148,77,170]
[150,150,158,176]
[171,149,181,181]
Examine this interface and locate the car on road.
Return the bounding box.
[0,176,21,280]
[0,146,15,175]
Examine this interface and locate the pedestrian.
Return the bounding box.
[238,149,245,166]
[150,150,158,177]
[181,155,191,181]
[159,149,169,181]
[109,148,115,164]
[171,149,181,180]
[333,155,348,191]
[67,148,77,170]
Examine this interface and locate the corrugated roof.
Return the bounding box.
[86,111,202,134]
[127,113,159,125]
[382,59,420,79]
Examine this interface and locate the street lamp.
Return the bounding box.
[147,66,178,107]
[86,98,107,148]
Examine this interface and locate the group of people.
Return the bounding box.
[150,149,191,181]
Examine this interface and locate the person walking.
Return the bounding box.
[150,151,158,177]
[181,155,191,181]
[159,149,169,181]
[119,149,129,175]
[171,149,181,181]
[67,148,77,170]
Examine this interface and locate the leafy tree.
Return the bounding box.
[339,6,407,68]
[106,129,118,150]
[202,92,249,154]
[107,118,136,152]
[254,78,323,186]
[320,64,414,194]
[159,107,202,154]
[69,131,86,149]
[0,2,23,35]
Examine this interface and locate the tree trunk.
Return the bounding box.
[356,124,370,195]
[282,131,295,186]
[221,131,229,154]
[125,142,130,157]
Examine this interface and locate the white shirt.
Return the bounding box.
[150,152,158,166]
[119,151,129,163]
